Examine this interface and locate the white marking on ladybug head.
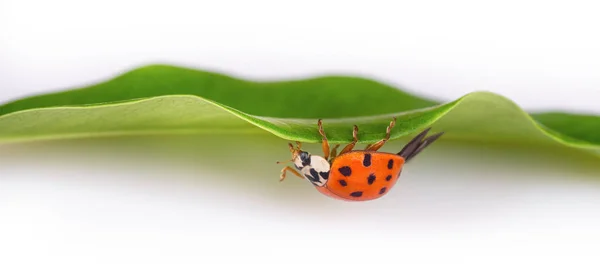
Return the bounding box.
[293,151,331,187]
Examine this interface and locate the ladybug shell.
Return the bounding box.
[315,151,406,201]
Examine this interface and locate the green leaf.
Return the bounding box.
[1,64,599,158]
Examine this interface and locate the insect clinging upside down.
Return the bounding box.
[277,118,444,201]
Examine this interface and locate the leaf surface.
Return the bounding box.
[1,64,598,157]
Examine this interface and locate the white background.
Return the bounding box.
[1,0,600,272]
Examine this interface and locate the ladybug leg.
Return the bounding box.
[317,119,330,160]
[279,166,304,182]
[365,117,396,152]
[339,125,359,155]
[330,144,341,159]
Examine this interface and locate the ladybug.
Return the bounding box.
[277,117,444,201]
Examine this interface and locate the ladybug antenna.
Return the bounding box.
[397,128,444,162]
[278,142,302,164]
[288,142,302,159]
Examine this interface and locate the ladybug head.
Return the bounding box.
[285,142,331,187]
[294,150,312,170]
[286,142,312,170]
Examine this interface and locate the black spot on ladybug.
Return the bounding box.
[306,168,320,182]
[363,153,372,167]
[379,187,387,195]
[367,173,376,185]
[320,171,329,180]
[385,175,392,181]
[387,159,394,169]
[350,191,363,197]
[338,166,352,176]
[339,180,348,187]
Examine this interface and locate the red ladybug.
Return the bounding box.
[277,118,443,201]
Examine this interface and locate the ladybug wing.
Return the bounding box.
[322,151,405,201]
